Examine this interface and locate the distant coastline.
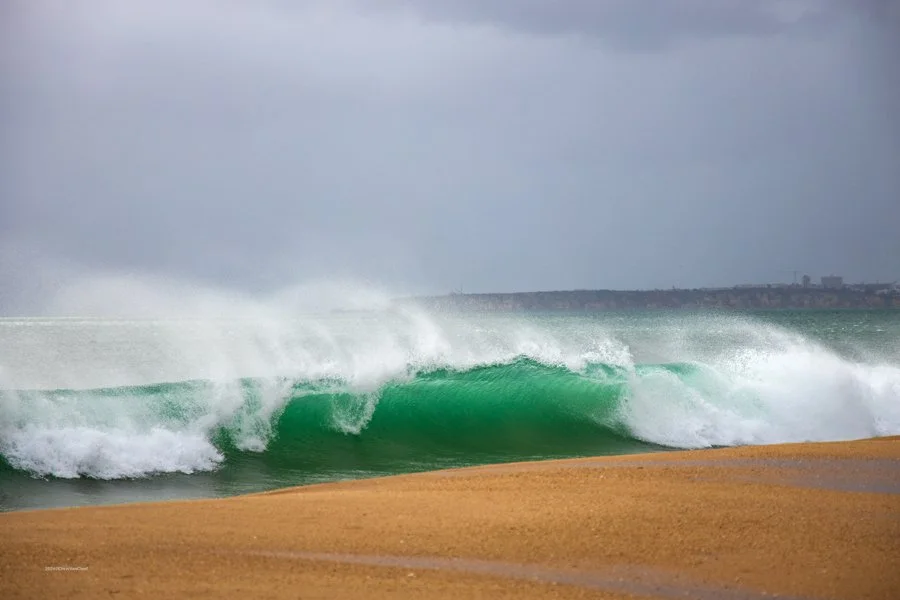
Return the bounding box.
[412,285,900,311]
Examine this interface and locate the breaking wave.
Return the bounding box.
[1,308,898,480]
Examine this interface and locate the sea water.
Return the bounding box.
[2,307,898,511]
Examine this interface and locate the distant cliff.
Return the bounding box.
[412,287,900,311]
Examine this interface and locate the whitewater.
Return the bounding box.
[1,296,898,511]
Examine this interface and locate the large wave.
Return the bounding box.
[1,305,898,480]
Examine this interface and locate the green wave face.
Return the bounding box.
[224,361,654,477]
[0,360,659,486]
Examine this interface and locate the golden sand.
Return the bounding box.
[2,438,899,599]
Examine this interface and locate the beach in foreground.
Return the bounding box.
[2,438,898,600]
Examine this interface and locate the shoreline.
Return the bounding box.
[2,438,899,599]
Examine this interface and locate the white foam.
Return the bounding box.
[0,426,221,479]
[330,391,381,436]
[617,328,900,448]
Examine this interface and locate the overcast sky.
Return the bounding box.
[2,0,898,312]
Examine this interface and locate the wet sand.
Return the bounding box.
[2,438,899,599]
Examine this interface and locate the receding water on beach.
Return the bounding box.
[2,308,899,511]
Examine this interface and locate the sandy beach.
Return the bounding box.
[2,437,898,599]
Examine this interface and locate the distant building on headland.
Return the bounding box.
[821,275,844,289]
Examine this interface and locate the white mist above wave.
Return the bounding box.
[1,278,899,478]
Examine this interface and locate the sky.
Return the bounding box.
[1,0,899,312]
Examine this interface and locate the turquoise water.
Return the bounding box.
[2,309,898,511]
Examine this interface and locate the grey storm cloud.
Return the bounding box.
[1,0,898,314]
[366,0,829,48]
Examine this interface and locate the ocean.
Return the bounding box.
[2,308,898,512]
